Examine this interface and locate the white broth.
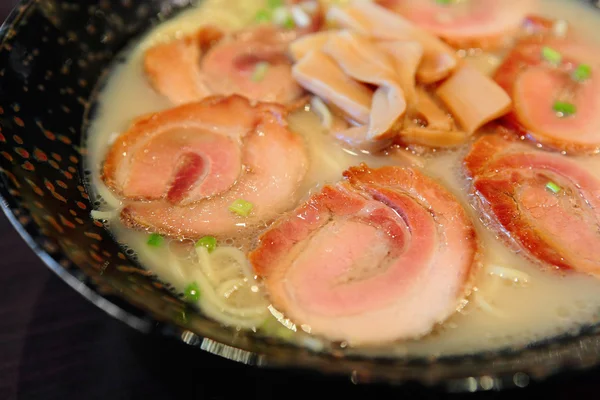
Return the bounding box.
[85,0,600,357]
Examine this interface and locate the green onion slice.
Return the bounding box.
[267,0,284,9]
[147,233,164,247]
[195,235,217,253]
[435,0,453,4]
[272,7,294,28]
[255,8,271,23]
[251,62,270,82]
[229,199,254,217]
[546,181,562,194]
[283,15,296,29]
[184,282,201,301]
[541,46,562,65]
[553,101,576,117]
[572,64,592,82]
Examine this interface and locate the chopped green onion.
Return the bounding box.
[255,8,271,22]
[553,101,576,117]
[184,282,201,301]
[282,15,296,29]
[272,7,291,27]
[195,235,217,253]
[147,233,163,247]
[267,0,284,9]
[436,0,453,4]
[546,181,562,194]
[541,46,562,65]
[229,198,254,217]
[572,64,592,82]
[251,62,270,82]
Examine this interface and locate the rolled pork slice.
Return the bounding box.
[378,0,537,50]
[144,26,304,106]
[201,26,304,105]
[144,26,222,105]
[250,164,478,344]
[464,134,600,278]
[103,95,308,239]
[494,37,600,154]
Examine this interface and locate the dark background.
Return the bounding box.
[2,1,600,399]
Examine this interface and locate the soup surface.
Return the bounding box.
[86,0,600,357]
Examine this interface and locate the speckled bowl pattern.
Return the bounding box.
[2,0,600,391]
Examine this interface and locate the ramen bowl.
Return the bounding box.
[1,0,600,392]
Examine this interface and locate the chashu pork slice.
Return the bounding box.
[250,164,478,344]
[465,134,600,277]
[103,95,309,239]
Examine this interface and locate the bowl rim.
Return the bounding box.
[0,0,156,334]
[2,0,600,391]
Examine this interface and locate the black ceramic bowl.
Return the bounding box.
[2,0,600,392]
